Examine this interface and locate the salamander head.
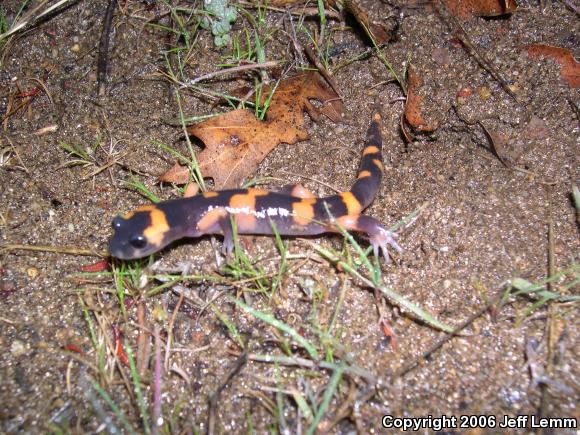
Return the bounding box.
[109,205,175,260]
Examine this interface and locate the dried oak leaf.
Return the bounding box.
[524,44,580,88]
[344,0,398,44]
[161,72,345,189]
[442,0,517,19]
[404,65,438,132]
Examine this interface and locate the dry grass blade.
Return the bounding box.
[0,0,77,44]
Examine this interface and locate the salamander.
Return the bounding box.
[109,113,401,261]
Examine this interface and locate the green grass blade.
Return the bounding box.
[306,364,344,435]
[232,298,319,359]
[125,342,151,435]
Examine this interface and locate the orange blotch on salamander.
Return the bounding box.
[197,208,228,233]
[125,205,171,247]
[228,189,269,231]
[292,198,317,226]
[339,192,363,215]
[362,145,380,156]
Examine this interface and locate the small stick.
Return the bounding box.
[208,348,249,435]
[152,324,163,435]
[1,243,108,257]
[392,292,503,378]
[97,0,117,96]
[236,1,341,19]
[434,1,518,101]
[276,170,341,193]
[164,291,184,370]
[304,45,343,99]
[136,299,151,376]
[183,61,282,87]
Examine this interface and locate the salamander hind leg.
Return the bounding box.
[333,215,402,263]
[278,184,316,199]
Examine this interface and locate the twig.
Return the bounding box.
[208,347,249,435]
[152,324,163,435]
[237,2,341,19]
[434,1,518,102]
[304,45,342,99]
[97,0,118,96]
[276,170,341,193]
[241,353,377,384]
[183,61,282,87]
[136,300,151,376]
[164,290,184,370]
[537,205,556,427]
[1,243,108,257]
[0,0,77,42]
[392,291,504,378]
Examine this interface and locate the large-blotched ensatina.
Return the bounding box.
[109,113,401,261]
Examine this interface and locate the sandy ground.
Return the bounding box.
[1,0,578,433]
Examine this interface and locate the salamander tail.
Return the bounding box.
[349,113,384,210]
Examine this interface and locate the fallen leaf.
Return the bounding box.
[523,116,549,141]
[161,72,345,189]
[480,121,513,167]
[443,0,517,19]
[404,65,438,132]
[344,0,398,44]
[524,44,580,88]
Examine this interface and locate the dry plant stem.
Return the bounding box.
[4,136,30,173]
[241,353,377,384]
[97,0,118,96]
[538,216,556,422]
[208,349,249,435]
[136,300,151,376]
[164,291,185,370]
[152,324,163,435]
[434,1,517,101]
[304,45,343,99]
[0,0,77,41]
[91,301,135,398]
[277,170,341,193]
[457,143,557,186]
[319,379,358,432]
[0,243,108,257]
[22,77,54,104]
[183,61,282,87]
[237,1,341,19]
[392,291,504,378]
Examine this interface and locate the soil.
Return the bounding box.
[1,0,578,433]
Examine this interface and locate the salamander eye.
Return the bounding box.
[129,234,147,249]
[112,217,123,230]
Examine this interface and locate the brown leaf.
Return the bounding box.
[480,122,513,167]
[404,65,438,132]
[344,0,398,44]
[162,72,345,189]
[443,0,517,19]
[159,162,190,184]
[524,44,580,88]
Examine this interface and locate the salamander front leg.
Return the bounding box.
[333,215,402,263]
[219,217,235,255]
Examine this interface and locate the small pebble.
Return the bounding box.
[477,86,491,100]
[11,340,26,357]
[70,44,80,53]
[27,267,39,278]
